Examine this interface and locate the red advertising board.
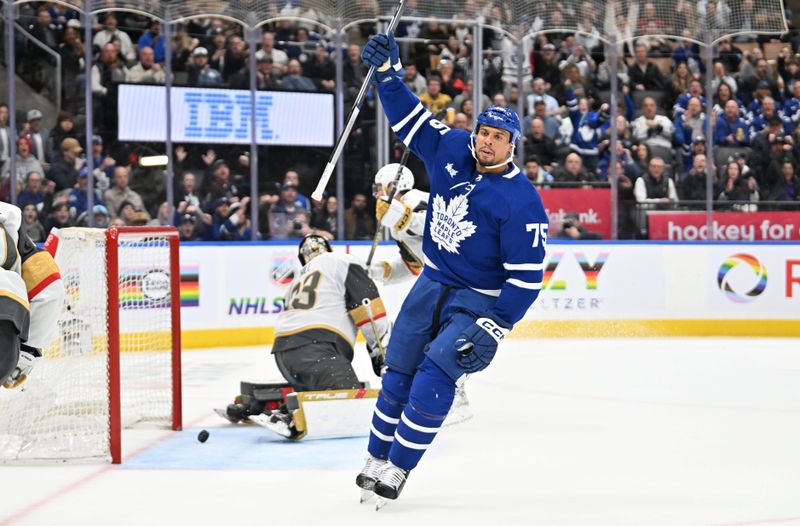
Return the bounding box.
[538,188,611,239]
[648,211,800,241]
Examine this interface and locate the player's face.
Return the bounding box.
[475,125,513,167]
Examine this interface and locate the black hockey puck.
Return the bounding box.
[198,429,209,443]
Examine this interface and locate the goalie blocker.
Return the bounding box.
[219,381,377,440]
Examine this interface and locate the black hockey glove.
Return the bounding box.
[453,316,511,374]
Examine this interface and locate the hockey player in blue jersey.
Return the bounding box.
[356,31,548,506]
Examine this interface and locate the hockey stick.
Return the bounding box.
[310,0,406,201]
[366,147,411,267]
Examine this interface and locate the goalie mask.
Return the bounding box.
[298,234,331,265]
[373,163,414,197]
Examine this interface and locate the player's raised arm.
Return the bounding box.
[361,32,455,161]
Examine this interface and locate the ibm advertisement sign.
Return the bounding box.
[118,85,334,147]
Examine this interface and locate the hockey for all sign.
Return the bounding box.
[648,211,800,241]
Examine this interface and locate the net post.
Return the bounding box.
[106,227,122,464]
[169,232,183,431]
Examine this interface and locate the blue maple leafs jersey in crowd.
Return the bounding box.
[376,77,548,325]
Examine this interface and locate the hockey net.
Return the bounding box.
[0,227,182,464]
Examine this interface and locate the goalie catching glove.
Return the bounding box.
[453,316,511,374]
[3,345,42,389]
[361,31,402,83]
[376,197,413,232]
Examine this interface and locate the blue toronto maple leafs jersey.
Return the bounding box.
[376,77,548,325]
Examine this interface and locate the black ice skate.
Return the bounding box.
[373,462,409,508]
[356,455,387,503]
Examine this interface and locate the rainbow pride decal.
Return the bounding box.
[574,252,609,291]
[717,253,767,303]
[180,266,200,307]
[542,252,566,290]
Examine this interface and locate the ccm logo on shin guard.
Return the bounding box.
[476,317,509,344]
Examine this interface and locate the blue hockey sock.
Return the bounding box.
[389,358,455,471]
[367,369,412,460]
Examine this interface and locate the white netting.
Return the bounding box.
[0,228,177,463]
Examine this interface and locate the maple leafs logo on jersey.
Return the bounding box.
[445,163,458,177]
[430,194,476,254]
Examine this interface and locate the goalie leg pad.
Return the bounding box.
[367,369,412,460]
[0,320,20,384]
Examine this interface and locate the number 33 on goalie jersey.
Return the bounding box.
[278,252,388,351]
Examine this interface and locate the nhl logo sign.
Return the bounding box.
[271,254,297,287]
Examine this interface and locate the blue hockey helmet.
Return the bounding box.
[474,106,521,143]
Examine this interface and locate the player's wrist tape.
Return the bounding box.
[475,317,510,344]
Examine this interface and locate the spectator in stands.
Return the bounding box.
[419,75,452,118]
[451,79,492,115]
[437,60,465,99]
[269,184,311,240]
[711,61,738,98]
[178,214,202,241]
[632,97,673,162]
[305,44,336,92]
[175,171,202,220]
[256,56,282,89]
[746,80,775,120]
[343,44,367,101]
[552,152,593,184]
[402,63,427,95]
[740,59,781,106]
[784,81,800,127]
[68,168,105,219]
[45,201,72,231]
[674,97,707,168]
[629,42,666,92]
[104,166,147,219]
[750,97,792,141]
[673,77,706,119]
[311,195,338,240]
[218,197,254,240]
[137,20,165,63]
[532,43,561,91]
[555,211,602,240]
[285,27,317,64]
[0,104,9,165]
[48,137,84,192]
[453,112,470,131]
[733,0,758,42]
[59,25,85,104]
[281,59,316,91]
[559,44,596,80]
[526,77,560,117]
[344,193,375,240]
[46,112,78,164]
[717,160,759,206]
[23,110,49,164]
[129,46,165,84]
[712,81,744,119]
[92,43,129,137]
[715,99,750,147]
[777,47,800,98]
[188,47,222,87]
[208,30,227,72]
[92,204,110,228]
[2,136,44,184]
[634,156,678,205]
[93,13,136,64]
[717,39,744,75]
[20,202,46,243]
[90,135,116,181]
[524,157,553,186]
[148,201,171,227]
[256,31,289,75]
[222,36,248,80]
[766,159,800,201]
[28,8,58,91]
[680,153,711,201]
[595,55,630,91]
[282,170,310,210]
[523,118,559,170]
[566,79,608,173]
[201,159,238,203]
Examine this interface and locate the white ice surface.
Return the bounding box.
[1,338,800,526]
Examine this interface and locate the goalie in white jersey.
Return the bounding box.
[272,233,390,390]
[0,202,64,389]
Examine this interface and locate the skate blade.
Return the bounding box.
[359,489,375,504]
[375,497,390,511]
[3,374,28,390]
[248,414,292,438]
[214,407,244,424]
